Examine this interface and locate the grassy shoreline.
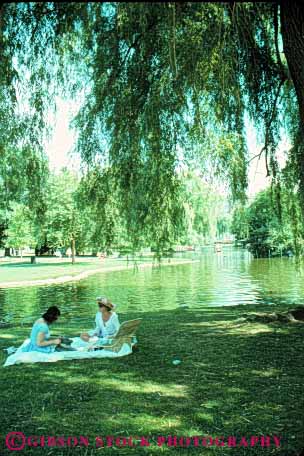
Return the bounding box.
[0,302,303,455]
[0,257,198,289]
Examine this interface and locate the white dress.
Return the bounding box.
[89,312,120,339]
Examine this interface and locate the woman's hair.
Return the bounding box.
[42,306,61,324]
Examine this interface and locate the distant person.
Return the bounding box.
[80,297,120,342]
[21,306,62,353]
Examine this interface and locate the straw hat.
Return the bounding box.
[96,296,116,310]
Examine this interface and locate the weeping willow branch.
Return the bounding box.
[247,145,267,165]
[273,3,287,81]
[247,78,285,176]
[2,2,304,254]
[94,14,158,114]
[169,2,177,77]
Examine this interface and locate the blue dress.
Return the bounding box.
[21,320,55,353]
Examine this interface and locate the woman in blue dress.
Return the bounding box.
[22,306,62,353]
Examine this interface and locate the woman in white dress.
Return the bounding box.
[80,297,120,342]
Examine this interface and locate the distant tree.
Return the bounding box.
[246,188,297,258]
[0,146,49,249]
[4,203,36,257]
[0,209,7,248]
[76,167,138,255]
[182,171,230,245]
[38,169,82,263]
[231,206,249,241]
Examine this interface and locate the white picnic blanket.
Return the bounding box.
[3,337,132,367]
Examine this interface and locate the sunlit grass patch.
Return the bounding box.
[0,333,14,339]
[223,323,275,335]
[94,378,188,398]
[250,369,281,378]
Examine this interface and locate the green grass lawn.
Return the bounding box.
[0,303,303,455]
[0,256,164,284]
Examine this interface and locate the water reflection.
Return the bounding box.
[0,247,303,327]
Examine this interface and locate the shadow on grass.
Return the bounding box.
[0,304,303,456]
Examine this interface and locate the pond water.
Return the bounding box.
[1,247,304,328]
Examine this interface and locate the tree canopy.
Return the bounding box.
[1,2,303,254]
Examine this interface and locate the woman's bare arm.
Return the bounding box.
[36,332,61,347]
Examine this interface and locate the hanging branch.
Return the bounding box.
[264,78,286,176]
[96,14,158,111]
[246,78,286,176]
[247,145,267,165]
[172,2,177,77]
[273,3,288,82]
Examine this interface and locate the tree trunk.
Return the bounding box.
[280,1,304,126]
[71,238,76,264]
[280,1,304,208]
[0,4,5,32]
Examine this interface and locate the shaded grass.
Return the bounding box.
[0,303,303,455]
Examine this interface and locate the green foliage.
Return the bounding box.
[76,164,187,256]
[247,190,277,257]
[76,167,122,253]
[231,205,249,241]
[0,2,303,255]
[181,171,230,245]
[4,203,36,253]
[0,146,48,210]
[38,169,82,252]
[72,3,250,225]
[244,186,302,258]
